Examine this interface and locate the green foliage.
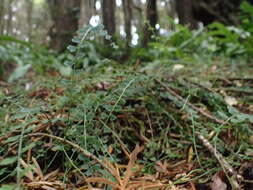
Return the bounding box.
[0,184,16,190]
[240,1,253,55]
[0,35,31,47]
[240,1,253,33]
[0,157,17,166]
[65,24,118,72]
[0,35,58,81]
[1,6,253,186]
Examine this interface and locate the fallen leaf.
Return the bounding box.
[211,172,227,190]
[173,64,184,71]
[224,96,238,106]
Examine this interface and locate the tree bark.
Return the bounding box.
[174,0,253,28]
[102,0,116,37]
[26,0,34,41]
[192,0,241,26]
[143,0,158,47]
[48,0,81,52]
[176,0,197,29]
[6,0,13,35]
[79,0,93,29]
[0,0,5,35]
[123,0,132,47]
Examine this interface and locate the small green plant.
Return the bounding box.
[0,35,58,81]
[240,1,253,55]
[207,22,246,56]
[65,24,118,72]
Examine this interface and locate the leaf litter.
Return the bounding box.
[0,61,253,190]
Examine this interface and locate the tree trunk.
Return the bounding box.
[79,0,93,29]
[123,0,132,47]
[0,0,5,35]
[26,0,34,41]
[143,0,158,47]
[48,0,81,52]
[192,0,242,26]
[176,0,253,27]
[6,0,13,35]
[176,0,197,29]
[102,0,116,37]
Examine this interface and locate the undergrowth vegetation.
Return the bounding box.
[1,3,253,190]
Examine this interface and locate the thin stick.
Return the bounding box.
[156,79,242,188]
[155,79,226,125]
[196,132,241,190]
[27,133,111,173]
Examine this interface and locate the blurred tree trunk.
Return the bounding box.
[142,0,158,47]
[132,0,144,45]
[102,0,116,37]
[192,0,241,26]
[7,0,13,35]
[123,0,132,47]
[176,0,197,29]
[48,0,81,52]
[0,0,5,35]
[176,0,253,27]
[26,0,34,41]
[79,0,93,29]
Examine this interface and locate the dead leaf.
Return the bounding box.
[224,96,238,106]
[211,172,227,190]
[173,64,184,71]
[211,65,217,72]
[187,146,194,163]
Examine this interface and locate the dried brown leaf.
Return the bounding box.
[32,157,44,179]
[20,159,34,181]
[122,145,144,188]
[211,172,227,190]
[86,177,120,188]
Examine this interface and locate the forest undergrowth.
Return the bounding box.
[1,19,253,190]
[1,57,253,190]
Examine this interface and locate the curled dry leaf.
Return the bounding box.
[95,81,113,90]
[172,64,184,71]
[224,96,238,106]
[211,172,227,190]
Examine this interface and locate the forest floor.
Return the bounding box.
[0,57,253,190]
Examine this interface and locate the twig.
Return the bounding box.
[0,129,21,145]
[215,87,253,94]
[196,132,241,190]
[155,79,226,125]
[17,122,26,190]
[182,78,215,93]
[27,133,111,173]
[156,79,242,188]
[218,77,253,81]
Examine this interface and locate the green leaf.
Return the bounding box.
[0,157,17,166]
[0,184,16,190]
[8,64,31,82]
[0,35,31,47]
[5,135,20,143]
[21,142,36,153]
[59,65,72,76]
[67,45,77,53]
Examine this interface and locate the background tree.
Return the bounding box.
[192,0,242,26]
[79,0,94,29]
[0,0,5,35]
[176,0,197,29]
[177,0,253,27]
[26,0,34,41]
[102,0,116,37]
[123,0,132,47]
[47,0,81,52]
[143,0,158,47]
[7,0,14,35]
